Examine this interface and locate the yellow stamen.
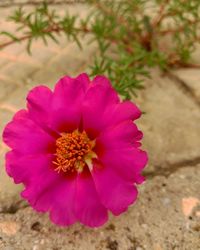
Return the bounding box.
[53,130,96,173]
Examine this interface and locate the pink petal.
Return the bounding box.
[96,121,143,153]
[75,170,108,227]
[99,148,148,184]
[82,76,119,138]
[92,75,112,87]
[28,184,58,213]
[3,117,55,154]
[49,176,77,226]
[76,73,90,87]
[27,85,52,123]
[51,74,89,132]
[13,109,29,120]
[92,161,138,215]
[82,76,141,137]
[108,100,141,123]
[21,156,59,211]
[9,150,77,226]
[26,85,57,136]
[20,159,75,216]
[6,151,54,185]
[101,101,142,140]
[98,101,141,131]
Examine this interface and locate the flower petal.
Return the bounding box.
[27,85,53,124]
[99,148,148,184]
[96,121,143,153]
[82,76,119,138]
[92,161,138,215]
[76,73,90,87]
[20,155,59,211]
[92,75,111,87]
[51,74,89,132]
[14,152,77,226]
[98,100,141,131]
[13,109,29,120]
[6,151,54,185]
[49,176,77,226]
[3,117,55,154]
[75,169,108,227]
[106,100,141,124]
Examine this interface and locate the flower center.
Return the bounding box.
[53,130,96,173]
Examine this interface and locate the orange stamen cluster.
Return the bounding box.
[53,130,95,173]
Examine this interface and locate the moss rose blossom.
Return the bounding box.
[2,73,148,227]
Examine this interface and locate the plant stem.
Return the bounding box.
[151,0,170,27]
[0,0,77,8]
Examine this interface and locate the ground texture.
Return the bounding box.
[0,2,200,250]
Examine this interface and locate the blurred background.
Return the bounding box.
[0,1,200,249]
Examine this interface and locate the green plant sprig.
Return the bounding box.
[1,0,200,99]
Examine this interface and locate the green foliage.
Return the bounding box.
[1,0,200,99]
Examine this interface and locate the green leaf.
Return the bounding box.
[1,31,19,41]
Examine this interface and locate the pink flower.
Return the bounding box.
[2,73,148,227]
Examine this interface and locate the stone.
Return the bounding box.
[0,221,20,236]
[30,39,96,88]
[182,197,200,217]
[172,68,200,100]
[0,56,10,68]
[0,80,17,101]
[153,244,163,250]
[2,85,30,110]
[19,42,57,65]
[1,61,40,83]
[191,44,200,64]
[135,70,200,174]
